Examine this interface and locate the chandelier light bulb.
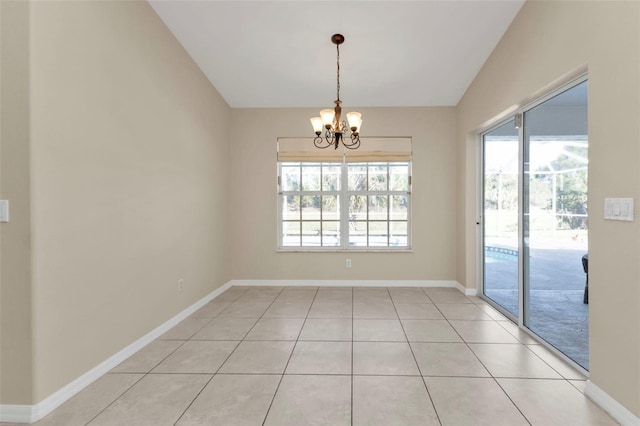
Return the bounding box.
[347,111,362,133]
[320,109,336,128]
[310,117,324,134]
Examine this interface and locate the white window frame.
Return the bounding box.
[277,158,412,251]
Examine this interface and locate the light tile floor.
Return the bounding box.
[28,286,617,426]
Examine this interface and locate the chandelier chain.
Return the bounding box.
[336,43,340,102]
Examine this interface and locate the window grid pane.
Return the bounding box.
[282,163,301,191]
[368,163,388,191]
[346,162,409,248]
[282,221,301,247]
[279,160,410,249]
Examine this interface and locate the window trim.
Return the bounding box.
[277,158,412,252]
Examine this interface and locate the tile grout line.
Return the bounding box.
[85,288,253,425]
[84,337,190,425]
[173,286,256,425]
[514,329,588,382]
[461,321,577,382]
[171,373,216,425]
[351,286,354,426]
[175,285,283,426]
[446,316,533,424]
[392,287,443,426]
[260,286,319,426]
[491,378,534,426]
[426,288,533,426]
[82,373,147,426]
[205,286,288,426]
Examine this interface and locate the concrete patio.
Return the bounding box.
[484,246,589,370]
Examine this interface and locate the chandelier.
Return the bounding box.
[310,34,362,150]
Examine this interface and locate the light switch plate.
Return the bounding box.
[604,198,634,221]
[0,200,8,223]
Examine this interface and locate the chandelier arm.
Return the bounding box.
[343,133,361,149]
[316,129,336,149]
[313,136,332,149]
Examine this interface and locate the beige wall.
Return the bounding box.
[0,1,232,404]
[0,0,34,405]
[457,0,640,417]
[3,0,639,418]
[230,107,458,281]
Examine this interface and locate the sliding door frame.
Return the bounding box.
[477,116,522,323]
[476,73,589,375]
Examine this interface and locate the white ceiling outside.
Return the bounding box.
[148,0,525,108]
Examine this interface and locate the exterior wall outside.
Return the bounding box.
[457,0,640,417]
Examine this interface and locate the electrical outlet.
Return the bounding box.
[346,259,352,268]
[178,279,184,292]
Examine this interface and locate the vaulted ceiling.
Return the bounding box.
[149,1,525,108]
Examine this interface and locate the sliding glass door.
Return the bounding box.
[481,79,589,370]
[523,81,589,369]
[482,119,520,318]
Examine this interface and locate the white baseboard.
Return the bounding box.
[585,381,640,426]
[230,279,464,289]
[230,279,477,296]
[0,279,477,423]
[0,405,33,424]
[0,281,233,424]
[455,282,478,296]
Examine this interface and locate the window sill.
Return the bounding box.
[276,248,414,253]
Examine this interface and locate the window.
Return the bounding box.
[347,162,410,247]
[277,138,411,250]
[280,162,342,247]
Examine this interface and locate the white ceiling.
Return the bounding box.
[148,0,525,108]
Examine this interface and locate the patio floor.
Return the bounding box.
[484,246,589,370]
